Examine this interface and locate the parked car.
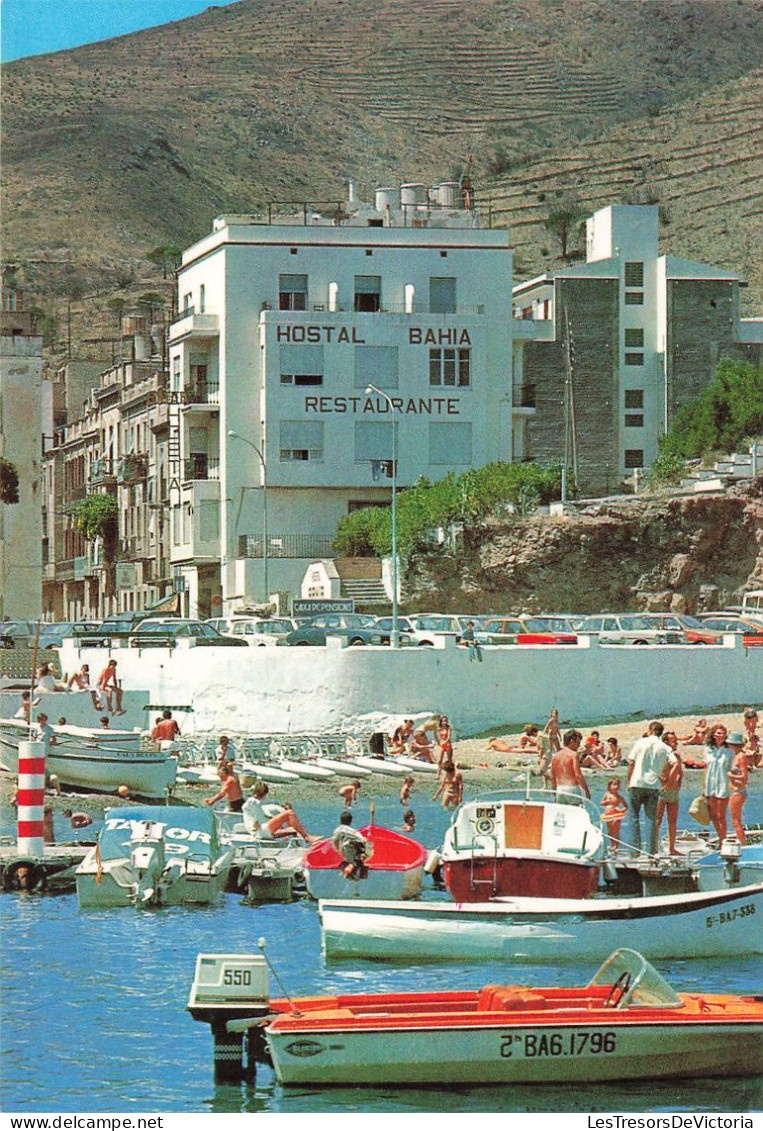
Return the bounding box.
[573,614,682,645]
[0,619,38,647]
[38,621,101,649]
[694,613,763,646]
[641,613,722,645]
[204,617,233,636]
[71,611,150,645]
[227,618,298,646]
[280,614,391,647]
[475,616,578,645]
[404,614,485,646]
[129,619,248,647]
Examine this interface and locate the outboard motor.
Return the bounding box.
[719,836,741,886]
[129,820,166,905]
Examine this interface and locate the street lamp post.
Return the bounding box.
[365,384,398,648]
[228,430,269,605]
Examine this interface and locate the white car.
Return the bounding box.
[573,614,682,645]
[403,614,484,646]
[227,618,298,646]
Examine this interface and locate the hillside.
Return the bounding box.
[404,479,763,616]
[2,0,763,350]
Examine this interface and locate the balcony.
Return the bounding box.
[56,558,76,582]
[512,317,555,342]
[168,310,219,344]
[181,382,220,409]
[117,454,148,484]
[62,483,88,511]
[119,537,151,560]
[90,458,117,485]
[238,533,335,559]
[183,455,220,482]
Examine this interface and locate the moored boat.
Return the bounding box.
[319,881,763,962]
[350,756,409,776]
[0,717,176,799]
[76,805,234,908]
[440,788,606,901]
[262,948,763,1085]
[305,824,427,900]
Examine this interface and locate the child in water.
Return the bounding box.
[400,776,414,806]
[601,779,628,850]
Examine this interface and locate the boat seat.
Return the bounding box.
[477,986,548,1012]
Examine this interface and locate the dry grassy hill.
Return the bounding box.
[2,0,762,351]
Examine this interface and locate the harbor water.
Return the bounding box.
[1,784,761,1114]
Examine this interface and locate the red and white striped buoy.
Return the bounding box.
[17,740,46,855]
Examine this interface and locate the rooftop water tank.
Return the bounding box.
[435,182,461,208]
[375,187,400,212]
[400,183,427,207]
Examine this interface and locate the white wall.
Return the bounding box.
[58,636,760,737]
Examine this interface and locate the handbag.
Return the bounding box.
[688,792,711,826]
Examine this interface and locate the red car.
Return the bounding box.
[642,614,723,645]
[476,616,578,646]
[696,615,763,647]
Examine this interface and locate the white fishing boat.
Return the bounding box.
[350,756,409,776]
[278,759,336,780]
[439,788,606,901]
[312,757,374,777]
[260,948,763,1086]
[239,761,301,784]
[214,811,306,902]
[0,717,176,799]
[76,806,234,908]
[394,756,438,775]
[319,881,763,962]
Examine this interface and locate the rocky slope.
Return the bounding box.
[404,479,763,615]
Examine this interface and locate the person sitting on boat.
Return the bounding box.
[66,664,102,710]
[600,779,627,850]
[410,729,435,763]
[550,730,591,804]
[331,810,370,881]
[203,764,244,813]
[338,779,361,807]
[656,731,684,855]
[243,780,323,844]
[151,709,181,748]
[432,761,463,810]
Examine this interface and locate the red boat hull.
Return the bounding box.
[443,855,600,901]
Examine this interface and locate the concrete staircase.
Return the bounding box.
[679,440,763,493]
[334,557,390,609]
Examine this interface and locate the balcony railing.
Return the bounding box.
[238,533,335,559]
[514,383,537,409]
[183,382,220,405]
[183,455,220,481]
[119,537,151,560]
[90,458,117,484]
[263,301,485,316]
[117,454,148,484]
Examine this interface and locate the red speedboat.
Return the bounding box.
[439,788,606,902]
[304,824,427,901]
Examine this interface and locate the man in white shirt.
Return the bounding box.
[627,721,676,855]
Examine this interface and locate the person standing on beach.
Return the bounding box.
[544,707,562,753]
[626,721,675,855]
[204,764,244,812]
[550,730,590,803]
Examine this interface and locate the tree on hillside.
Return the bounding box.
[543,198,585,259]
[146,245,182,280]
[660,358,763,461]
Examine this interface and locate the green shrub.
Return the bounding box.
[660,358,763,461]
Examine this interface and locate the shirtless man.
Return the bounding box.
[550,729,591,802]
[97,659,124,714]
[151,710,181,747]
[203,764,244,812]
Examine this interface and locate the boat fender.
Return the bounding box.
[423,849,441,874]
[3,860,47,893]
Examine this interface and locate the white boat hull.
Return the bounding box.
[394,756,438,774]
[76,859,231,908]
[268,1019,762,1086]
[312,758,374,777]
[320,883,763,962]
[306,864,424,902]
[0,723,175,799]
[238,761,300,784]
[351,756,409,776]
[278,759,336,779]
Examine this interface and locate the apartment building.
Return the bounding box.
[167,185,515,616]
[513,205,763,494]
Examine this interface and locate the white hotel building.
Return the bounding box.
[167,188,516,616]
